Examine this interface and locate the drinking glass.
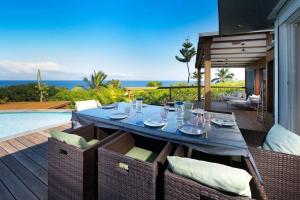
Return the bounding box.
[160,109,168,122]
[124,107,131,115]
[203,111,212,124]
[114,102,119,111]
[163,104,170,112]
[190,113,200,126]
[132,100,136,110]
[136,98,143,113]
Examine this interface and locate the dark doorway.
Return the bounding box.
[267,61,274,114]
[245,68,255,96]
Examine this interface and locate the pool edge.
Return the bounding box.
[0,121,71,142]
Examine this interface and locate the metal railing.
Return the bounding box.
[125,85,245,102]
[157,85,245,101]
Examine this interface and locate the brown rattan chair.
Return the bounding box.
[164,146,267,200]
[48,123,122,200]
[98,132,174,200]
[242,130,300,200]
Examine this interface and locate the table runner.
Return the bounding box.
[72,102,262,181]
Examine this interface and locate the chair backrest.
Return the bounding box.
[75,100,101,111]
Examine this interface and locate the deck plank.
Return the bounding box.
[16,137,48,159]
[0,147,47,200]
[0,123,70,200]
[7,139,48,169]
[0,179,15,200]
[23,134,48,151]
[0,160,39,200]
[0,141,48,185]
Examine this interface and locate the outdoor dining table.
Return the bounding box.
[72,102,262,181]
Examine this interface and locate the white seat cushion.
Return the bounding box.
[75,100,101,111]
[167,156,252,197]
[263,124,300,156]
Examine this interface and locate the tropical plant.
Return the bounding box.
[0,83,58,102]
[215,68,235,82]
[146,81,162,87]
[175,39,197,84]
[107,79,122,88]
[191,71,204,80]
[83,70,107,90]
[52,87,128,108]
[36,69,49,102]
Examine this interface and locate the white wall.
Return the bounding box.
[294,21,300,133]
[275,0,300,134]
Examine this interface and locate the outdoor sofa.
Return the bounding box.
[220,91,246,102]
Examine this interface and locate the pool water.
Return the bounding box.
[0,112,71,139]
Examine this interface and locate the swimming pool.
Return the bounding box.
[0,111,71,140]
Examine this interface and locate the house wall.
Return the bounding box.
[275,0,300,134]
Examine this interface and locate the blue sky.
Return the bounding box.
[0,0,243,81]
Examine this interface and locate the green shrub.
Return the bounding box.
[0,84,59,102]
[51,86,129,108]
[146,81,162,87]
[131,81,245,105]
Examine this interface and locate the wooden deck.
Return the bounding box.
[0,101,71,110]
[210,101,274,133]
[0,123,71,200]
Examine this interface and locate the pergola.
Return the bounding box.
[195,30,274,110]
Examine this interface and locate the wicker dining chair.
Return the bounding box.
[98,133,174,200]
[242,129,300,200]
[164,145,267,200]
[48,124,122,200]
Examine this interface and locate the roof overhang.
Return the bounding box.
[195,31,274,68]
[218,0,279,35]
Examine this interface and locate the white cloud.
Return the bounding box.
[0,60,63,74]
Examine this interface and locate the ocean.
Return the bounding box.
[0,80,196,89]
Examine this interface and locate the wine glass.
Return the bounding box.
[160,109,168,122]
[124,107,131,116]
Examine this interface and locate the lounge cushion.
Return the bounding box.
[263,124,300,156]
[50,130,89,149]
[125,147,157,163]
[167,156,252,197]
[87,139,100,147]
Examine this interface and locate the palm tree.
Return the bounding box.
[191,71,204,80]
[215,68,235,82]
[36,69,48,102]
[107,79,121,88]
[83,70,107,90]
[175,39,196,84]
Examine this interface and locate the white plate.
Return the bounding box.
[179,125,205,136]
[192,109,205,115]
[144,120,166,127]
[167,107,176,111]
[211,118,235,127]
[109,113,128,120]
[102,105,115,109]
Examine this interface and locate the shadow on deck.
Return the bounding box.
[0,123,71,200]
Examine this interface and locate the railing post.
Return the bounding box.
[169,88,172,102]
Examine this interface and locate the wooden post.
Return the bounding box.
[204,60,211,110]
[197,66,201,101]
[169,88,172,102]
[203,37,212,110]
